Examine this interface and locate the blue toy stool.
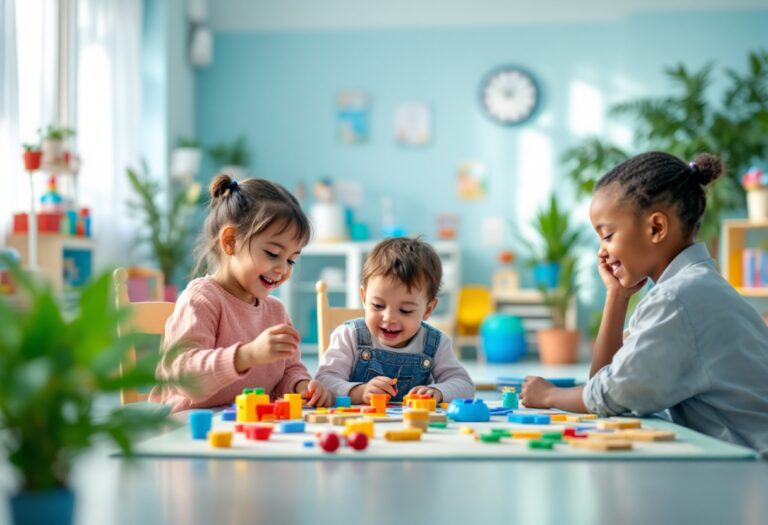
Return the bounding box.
[480,314,527,363]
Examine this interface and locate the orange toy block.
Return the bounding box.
[511,430,542,439]
[208,430,233,448]
[570,439,632,451]
[548,414,568,422]
[384,428,423,441]
[274,399,291,420]
[370,393,389,415]
[257,403,275,421]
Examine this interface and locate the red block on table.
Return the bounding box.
[257,403,275,421]
[244,424,273,440]
[274,400,291,420]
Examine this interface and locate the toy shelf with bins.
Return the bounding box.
[491,289,577,352]
[278,240,461,350]
[721,218,768,297]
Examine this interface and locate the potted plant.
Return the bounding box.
[126,162,203,299]
[21,143,43,171]
[537,256,581,364]
[0,258,168,525]
[38,124,76,167]
[170,137,203,182]
[207,135,251,179]
[517,194,583,289]
[561,49,768,253]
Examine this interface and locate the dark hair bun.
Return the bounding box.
[692,153,724,187]
[210,173,233,199]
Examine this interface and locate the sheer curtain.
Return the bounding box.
[76,0,143,270]
[0,0,57,245]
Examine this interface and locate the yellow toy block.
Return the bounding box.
[623,429,676,442]
[208,430,233,448]
[409,398,437,412]
[283,393,303,420]
[549,414,567,422]
[330,413,362,426]
[511,430,542,439]
[403,409,429,431]
[384,428,423,441]
[580,414,598,420]
[459,425,475,435]
[344,418,375,438]
[565,415,584,423]
[236,391,259,422]
[570,439,632,451]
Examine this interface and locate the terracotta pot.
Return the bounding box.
[22,151,43,171]
[537,328,581,364]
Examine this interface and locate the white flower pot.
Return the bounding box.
[747,188,768,221]
[41,138,64,166]
[170,148,202,179]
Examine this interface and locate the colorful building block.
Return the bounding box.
[570,439,632,451]
[244,424,274,441]
[403,409,429,431]
[459,425,476,435]
[428,421,448,429]
[256,403,275,421]
[221,409,236,421]
[283,393,303,420]
[479,432,502,443]
[370,393,389,414]
[408,395,437,412]
[344,418,375,438]
[335,395,351,408]
[622,429,676,442]
[305,412,329,424]
[507,413,537,424]
[429,413,448,423]
[528,439,555,450]
[280,421,306,433]
[502,391,519,409]
[208,430,233,448]
[384,428,423,441]
[189,410,213,439]
[511,430,542,439]
[274,399,291,420]
[597,418,642,430]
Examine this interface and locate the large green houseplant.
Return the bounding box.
[207,135,251,179]
[517,194,583,289]
[126,162,203,295]
[0,258,168,525]
[562,49,768,250]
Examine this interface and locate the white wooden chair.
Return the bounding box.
[113,267,175,404]
[316,279,363,361]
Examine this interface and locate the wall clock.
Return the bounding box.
[480,66,539,125]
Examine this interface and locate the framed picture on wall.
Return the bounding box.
[394,102,432,146]
[457,161,487,200]
[337,91,369,144]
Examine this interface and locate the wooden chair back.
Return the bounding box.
[113,267,175,404]
[316,279,364,361]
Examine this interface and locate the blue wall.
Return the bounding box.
[195,10,768,293]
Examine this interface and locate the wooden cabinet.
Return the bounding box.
[6,233,95,296]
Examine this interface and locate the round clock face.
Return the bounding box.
[481,67,539,125]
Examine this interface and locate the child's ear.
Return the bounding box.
[219,225,237,256]
[647,211,668,244]
[423,297,438,320]
[360,286,366,305]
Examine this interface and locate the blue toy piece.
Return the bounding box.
[189,410,213,439]
[303,440,315,448]
[479,314,527,363]
[508,413,537,424]
[280,421,306,433]
[502,391,519,409]
[335,395,351,408]
[446,399,491,422]
[221,409,236,421]
[497,377,577,390]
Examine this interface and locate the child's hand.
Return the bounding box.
[597,253,647,300]
[242,323,300,366]
[297,379,333,407]
[407,386,443,403]
[359,376,398,404]
[520,376,555,408]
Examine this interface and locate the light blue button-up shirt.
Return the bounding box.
[583,243,768,456]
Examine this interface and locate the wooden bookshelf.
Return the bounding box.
[721,219,768,295]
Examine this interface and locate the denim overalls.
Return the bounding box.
[348,318,440,402]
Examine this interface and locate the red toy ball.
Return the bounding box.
[346,431,369,451]
[318,432,340,453]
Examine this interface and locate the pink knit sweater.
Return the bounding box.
[149,277,311,412]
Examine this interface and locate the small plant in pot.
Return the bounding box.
[0,257,169,525]
[37,124,76,166]
[517,194,583,289]
[170,137,203,182]
[207,135,251,180]
[537,256,581,364]
[126,161,203,299]
[21,143,43,171]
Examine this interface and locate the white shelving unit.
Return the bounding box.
[279,240,461,349]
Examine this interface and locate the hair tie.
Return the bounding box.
[228,180,239,192]
[688,161,698,175]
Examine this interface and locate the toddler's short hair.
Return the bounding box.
[361,237,442,301]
